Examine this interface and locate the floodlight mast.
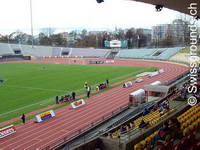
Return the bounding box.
[30,0,34,48]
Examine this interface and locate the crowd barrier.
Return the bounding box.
[0,125,16,139]
[71,99,86,109]
[123,81,133,88]
[35,110,55,123]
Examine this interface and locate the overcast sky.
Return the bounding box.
[0,0,190,35]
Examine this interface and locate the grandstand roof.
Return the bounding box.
[144,85,170,93]
[130,0,200,18]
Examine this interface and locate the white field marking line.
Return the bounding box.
[0,98,53,116]
[3,85,66,92]
[0,69,147,117]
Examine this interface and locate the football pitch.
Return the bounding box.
[0,63,156,123]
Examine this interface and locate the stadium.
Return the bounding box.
[0,0,200,150]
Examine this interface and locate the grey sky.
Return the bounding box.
[0,0,188,34]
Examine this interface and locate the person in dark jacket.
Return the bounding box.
[72,92,76,100]
[139,119,149,128]
[87,86,91,98]
[21,114,26,124]
[56,96,59,104]
[0,78,4,84]
[84,82,88,89]
[106,79,109,87]
[143,108,150,116]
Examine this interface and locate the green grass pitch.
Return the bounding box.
[0,63,156,123]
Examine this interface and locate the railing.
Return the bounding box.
[163,70,190,86]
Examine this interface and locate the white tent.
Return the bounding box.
[150,81,161,86]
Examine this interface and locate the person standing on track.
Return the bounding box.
[21,113,26,124]
[0,78,4,84]
[84,82,88,89]
[72,91,76,100]
[87,86,91,98]
[106,79,109,87]
[56,96,59,104]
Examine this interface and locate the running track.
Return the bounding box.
[0,59,189,150]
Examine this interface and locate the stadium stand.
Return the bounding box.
[0,43,109,58]
[133,103,200,150]
[107,103,176,140]
[69,48,109,58]
[52,47,62,56]
[0,42,183,60]
[170,46,200,65]
[94,74,199,150]
[0,43,14,55]
[21,45,53,57]
[116,47,183,60]
[116,48,156,59]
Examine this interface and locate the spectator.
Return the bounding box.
[120,126,126,133]
[71,92,76,100]
[65,94,71,101]
[152,121,170,145]
[56,96,59,104]
[143,108,150,116]
[96,85,99,91]
[152,104,159,111]
[87,86,91,98]
[0,78,4,84]
[139,119,149,128]
[159,102,168,115]
[60,96,64,103]
[163,100,169,110]
[125,125,129,132]
[168,118,181,139]
[129,122,134,129]
[84,82,88,89]
[106,79,109,87]
[21,114,26,124]
[123,83,126,88]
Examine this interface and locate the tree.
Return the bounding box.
[0,35,9,43]
[39,32,52,45]
[50,34,66,46]
[81,29,87,38]
[125,29,134,48]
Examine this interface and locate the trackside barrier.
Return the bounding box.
[39,103,129,150]
[124,81,133,88]
[35,110,55,123]
[0,125,16,139]
[71,99,86,109]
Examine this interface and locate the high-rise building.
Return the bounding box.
[152,19,190,45]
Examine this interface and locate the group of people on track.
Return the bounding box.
[20,79,110,125]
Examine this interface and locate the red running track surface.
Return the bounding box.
[0,59,189,150]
